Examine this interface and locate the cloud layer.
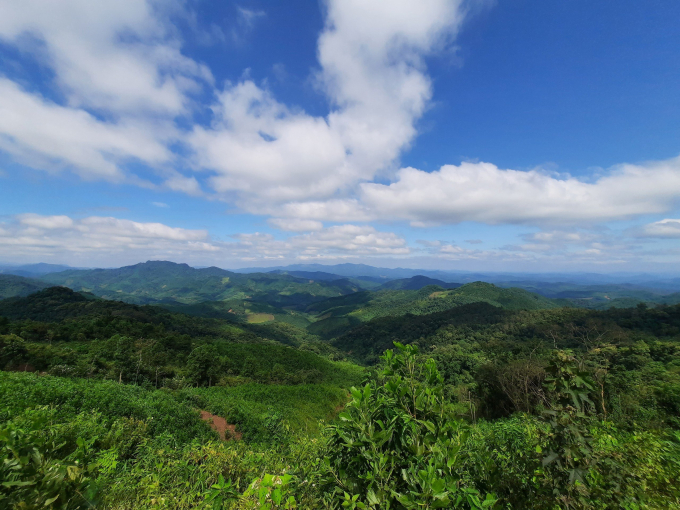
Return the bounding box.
[0,214,410,266]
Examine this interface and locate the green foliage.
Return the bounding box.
[0,274,49,300]
[0,372,215,443]
[323,343,498,509]
[0,408,97,510]
[309,282,558,332]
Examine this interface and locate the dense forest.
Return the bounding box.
[1,264,680,508]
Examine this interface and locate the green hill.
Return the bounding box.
[307,282,559,338]
[40,260,363,308]
[0,274,49,299]
[377,275,462,290]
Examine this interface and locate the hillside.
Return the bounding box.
[377,275,462,290]
[0,274,49,299]
[307,281,559,339]
[40,260,363,307]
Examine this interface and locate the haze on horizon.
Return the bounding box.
[1,0,679,272]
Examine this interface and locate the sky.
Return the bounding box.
[0,0,679,272]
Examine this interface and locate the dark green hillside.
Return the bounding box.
[160,297,314,328]
[334,300,680,363]
[377,275,462,290]
[0,286,327,350]
[41,260,362,307]
[0,274,49,299]
[307,282,559,338]
[332,302,509,362]
[269,270,384,289]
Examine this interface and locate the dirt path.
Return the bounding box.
[199,410,242,441]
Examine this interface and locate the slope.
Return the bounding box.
[307,282,559,339]
[0,274,50,299]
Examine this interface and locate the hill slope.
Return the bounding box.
[377,275,462,291]
[307,282,559,339]
[0,274,49,299]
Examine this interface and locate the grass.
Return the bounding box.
[246,312,275,323]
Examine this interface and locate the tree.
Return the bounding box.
[186,344,222,386]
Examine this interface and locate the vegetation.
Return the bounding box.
[40,261,364,308]
[0,274,49,299]
[2,267,680,508]
[308,283,560,340]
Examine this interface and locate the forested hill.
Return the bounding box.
[40,260,366,307]
[0,274,49,299]
[332,300,680,363]
[377,275,462,290]
[307,281,561,339]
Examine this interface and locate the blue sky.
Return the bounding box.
[0,0,679,271]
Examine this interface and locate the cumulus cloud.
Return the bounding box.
[292,225,410,257]
[0,78,172,180]
[190,0,468,207]
[0,214,216,265]
[229,225,410,260]
[637,219,680,238]
[359,156,680,225]
[0,214,409,265]
[0,0,211,116]
[0,0,209,181]
[267,218,324,232]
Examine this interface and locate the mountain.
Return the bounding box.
[0,274,50,299]
[234,263,680,292]
[377,275,462,291]
[306,281,560,339]
[0,263,75,278]
[267,270,384,288]
[234,263,457,281]
[39,260,363,308]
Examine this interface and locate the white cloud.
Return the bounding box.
[0,214,216,265]
[0,78,172,180]
[18,213,74,229]
[152,202,169,208]
[0,214,409,265]
[0,0,211,116]
[229,225,410,260]
[267,218,324,232]
[190,0,468,207]
[637,219,680,238]
[292,225,410,257]
[359,156,680,225]
[0,0,209,183]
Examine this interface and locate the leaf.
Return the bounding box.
[366,489,379,505]
[542,452,559,466]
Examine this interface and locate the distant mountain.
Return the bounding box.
[0,274,50,299]
[268,270,383,289]
[236,263,463,281]
[0,263,75,278]
[236,263,680,295]
[40,260,363,308]
[378,275,462,291]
